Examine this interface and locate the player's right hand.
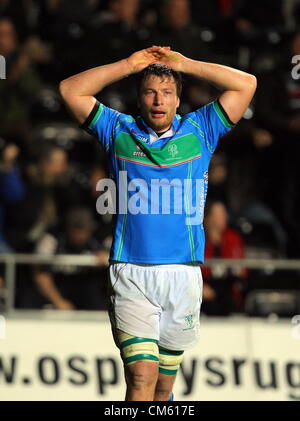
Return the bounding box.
[126,46,170,73]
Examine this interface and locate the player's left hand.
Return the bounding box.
[154,47,187,72]
[126,46,171,74]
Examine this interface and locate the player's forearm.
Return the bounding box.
[181,58,256,93]
[59,58,133,97]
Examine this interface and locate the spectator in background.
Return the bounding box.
[0,138,25,310]
[146,0,216,117]
[63,164,113,248]
[176,73,218,116]
[149,0,212,62]
[190,0,225,30]
[206,153,229,206]
[282,151,300,257]
[208,127,287,256]
[0,0,33,40]
[235,0,287,34]
[202,201,247,315]
[255,31,300,139]
[0,17,42,147]
[37,0,101,81]
[255,31,300,256]
[0,139,25,252]
[6,143,68,252]
[88,0,142,66]
[83,0,144,113]
[33,207,109,310]
[218,0,286,49]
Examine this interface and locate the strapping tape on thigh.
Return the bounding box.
[118,332,159,366]
[159,348,184,375]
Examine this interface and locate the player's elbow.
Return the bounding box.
[241,74,257,104]
[246,74,257,94]
[59,79,70,101]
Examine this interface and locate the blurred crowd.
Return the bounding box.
[1,0,300,314]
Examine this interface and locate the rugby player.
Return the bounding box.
[59,46,256,401]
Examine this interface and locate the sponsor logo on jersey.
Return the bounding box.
[133,144,147,157]
[130,129,148,143]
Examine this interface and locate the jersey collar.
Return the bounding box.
[147,126,174,144]
[136,114,181,145]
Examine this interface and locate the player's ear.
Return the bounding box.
[176,96,180,109]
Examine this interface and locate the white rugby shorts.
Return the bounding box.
[108,262,203,351]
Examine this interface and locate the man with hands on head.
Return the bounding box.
[59,46,256,401]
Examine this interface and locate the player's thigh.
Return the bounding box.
[159,265,203,350]
[108,263,160,340]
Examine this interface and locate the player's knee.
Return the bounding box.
[126,362,158,390]
[159,348,184,376]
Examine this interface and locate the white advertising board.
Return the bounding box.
[0,314,299,401]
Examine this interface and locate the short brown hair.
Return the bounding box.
[136,64,182,97]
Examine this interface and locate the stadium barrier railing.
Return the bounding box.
[1,254,300,312]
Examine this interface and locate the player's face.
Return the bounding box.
[139,75,180,133]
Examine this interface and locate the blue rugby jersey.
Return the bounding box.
[81,99,235,264]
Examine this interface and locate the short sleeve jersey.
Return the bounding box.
[81,100,235,264]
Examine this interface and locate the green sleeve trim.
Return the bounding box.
[213,100,236,129]
[79,100,103,133]
[89,103,103,129]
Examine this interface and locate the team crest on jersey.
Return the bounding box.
[167,143,178,158]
